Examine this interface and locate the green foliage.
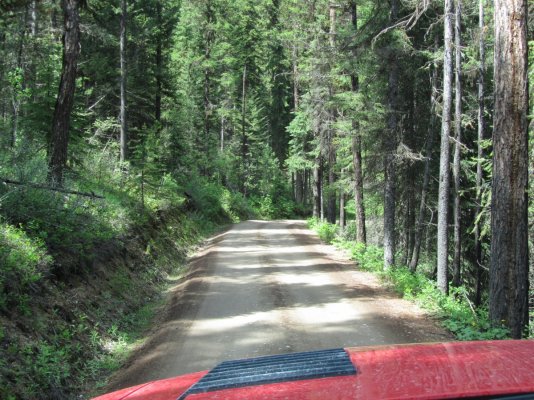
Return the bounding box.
[310,222,511,341]
[307,218,338,244]
[184,176,227,223]
[220,189,253,223]
[0,222,51,311]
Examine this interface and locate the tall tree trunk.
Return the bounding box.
[0,31,6,135]
[404,169,416,266]
[119,0,128,163]
[220,115,225,152]
[313,159,321,219]
[384,0,399,269]
[11,8,28,148]
[436,0,454,294]
[339,169,346,229]
[474,0,486,306]
[326,148,336,224]
[295,171,304,204]
[403,80,417,266]
[29,0,37,36]
[489,0,529,339]
[326,2,337,225]
[204,0,214,168]
[28,0,38,101]
[350,0,366,245]
[241,64,248,195]
[155,0,162,122]
[451,0,463,288]
[48,0,81,186]
[292,46,299,111]
[292,45,304,205]
[410,51,437,271]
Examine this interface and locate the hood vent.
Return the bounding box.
[178,348,357,399]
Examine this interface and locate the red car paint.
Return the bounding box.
[93,340,534,400]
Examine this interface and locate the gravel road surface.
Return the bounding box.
[105,220,451,392]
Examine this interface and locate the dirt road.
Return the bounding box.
[106,220,451,391]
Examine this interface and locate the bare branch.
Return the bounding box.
[1,179,104,199]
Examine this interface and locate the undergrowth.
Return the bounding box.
[307,218,511,341]
[0,146,256,399]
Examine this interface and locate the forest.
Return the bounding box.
[0,0,532,398]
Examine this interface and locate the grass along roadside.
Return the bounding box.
[307,218,512,341]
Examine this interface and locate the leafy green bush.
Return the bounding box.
[251,192,295,220]
[339,242,383,272]
[309,223,511,341]
[309,221,338,244]
[183,177,226,222]
[317,223,338,244]
[0,222,51,310]
[257,195,276,219]
[339,221,358,241]
[307,217,320,229]
[221,189,253,222]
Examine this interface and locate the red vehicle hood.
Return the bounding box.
[93,340,534,400]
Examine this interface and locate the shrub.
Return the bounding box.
[251,193,295,220]
[316,222,338,244]
[0,222,51,311]
[258,195,276,219]
[308,222,511,341]
[221,189,253,222]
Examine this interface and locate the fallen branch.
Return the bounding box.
[1,179,104,199]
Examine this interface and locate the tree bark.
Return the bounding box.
[292,46,299,111]
[29,0,37,36]
[451,0,462,288]
[410,51,437,272]
[295,171,304,204]
[326,2,337,225]
[204,0,214,167]
[383,0,399,269]
[326,148,336,224]
[436,0,454,294]
[489,0,529,339]
[155,0,162,122]
[48,0,81,186]
[11,7,28,148]
[220,115,225,152]
[312,159,321,219]
[241,64,248,195]
[339,180,346,229]
[2,178,104,198]
[119,0,128,163]
[350,0,366,245]
[474,0,486,306]
[403,81,417,266]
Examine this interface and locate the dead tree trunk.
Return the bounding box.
[241,64,248,195]
[410,49,437,272]
[48,0,81,186]
[489,0,529,339]
[451,0,463,288]
[312,160,321,219]
[155,0,162,122]
[326,2,337,225]
[119,0,128,163]
[350,0,366,245]
[204,0,214,168]
[474,0,486,306]
[383,0,400,269]
[339,177,346,229]
[292,46,305,206]
[11,7,29,148]
[436,0,454,294]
